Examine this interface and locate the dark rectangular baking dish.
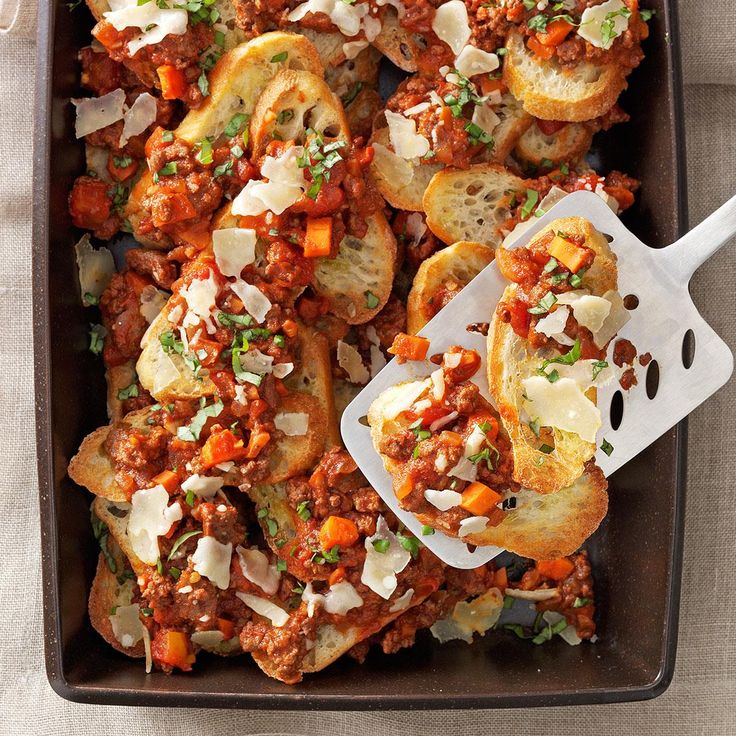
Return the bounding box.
[33,0,688,709]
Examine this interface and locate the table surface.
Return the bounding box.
[0,2,734,733]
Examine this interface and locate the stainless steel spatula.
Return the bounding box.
[342,190,736,568]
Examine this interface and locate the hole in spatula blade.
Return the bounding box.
[682,329,696,369]
[610,390,624,430]
[646,360,660,399]
[623,294,639,310]
[602,233,614,242]
[358,415,369,427]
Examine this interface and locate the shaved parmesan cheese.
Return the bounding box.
[361,516,411,599]
[181,272,219,331]
[465,423,489,457]
[139,285,168,324]
[371,142,414,187]
[191,630,225,650]
[168,304,183,324]
[505,587,560,601]
[552,358,616,389]
[229,280,272,324]
[138,330,181,394]
[104,0,188,56]
[429,410,458,433]
[555,291,612,333]
[432,0,471,55]
[430,368,446,401]
[471,103,501,138]
[212,228,257,278]
[181,474,223,500]
[435,452,448,472]
[389,587,414,613]
[75,234,115,304]
[119,92,156,146]
[236,545,280,596]
[424,489,462,511]
[403,101,432,116]
[109,603,144,649]
[448,456,477,483]
[237,348,273,377]
[593,290,630,348]
[142,624,153,673]
[274,412,309,436]
[73,88,126,139]
[458,515,489,536]
[385,110,430,160]
[430,588,503,643]
[542,610,582,645]
[521,376,601,442]
[454,45,499,78]
[288,0,378,37]
[272,362,294,379]
[337,340,370,384]
[366,326,386,378]
[192,537,232,590]
[128,485,183,565]
[577,0,630,50]
[594,182,619,213]
[444,352,462,369]
[236,592,289,627]
[301,582,324,618]
[404,212,427,246]
[343,40,370,59]
[534,305,575,346]
[324,581,363,615]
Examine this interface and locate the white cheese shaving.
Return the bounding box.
[534,305,575,346]
[430,368,445,401]
[272,362,294,379]
[119,92,157,146]
[237,347,274,376]
[424,489,463,511]
[212,228,257,278]
[236,592,289,627]
[471,103,501,138]
[371,142,414,187]
[366,326,386,378]
[190,630,226,650]
[288,0,378,37]
[274,412,309,436]
[229,279,272,324]
[505,587,560,601]
[385,110,430,160]
[382,379,431,420]
[343,40,369,59]
[502,186,568,246]
[444,352,462,369]
[191,536,233,590]
[109,603,144,649]
[593,289,630,347]
[181,271,219,332]
[73,88,126,139]
[403,101,431,116]
[454,45,499,78]
[435,452,448,472]
[323,580,364,615]
[542,610,582,645]
[555,291,612,334]
[458,515,489,536]
[337,340,370,384]
[301,582,324,618]
[389,588,414,613]
[577,0,630,50]
[236,545,280,596]
[521,376,601,442]
[448,457,477,483]
[429,410,458,433]
[127,485,183,565]
[432,0,471,55]
[139,285,168,324]
[104,0,188,56]
[180,474,224,500]
[361,516,411,599]
[430,588,503,643]
[74,234,115,304]
[404,212,427,246]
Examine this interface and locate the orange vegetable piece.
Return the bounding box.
[152,470,179,494]
[319,516,359,551]
[201,429,247,469]
[303,217,333,258]
[548,234,589,273]
[217,617,235,640]
[282,319,298,338]
[536,557,575,581]
[537,19,574,46]
[328,566,346,586]
[93,20,124,51]
[494,566,508,592]
[396,474,414,500]
[480,77,507,96]
[107,153,138,182]
[157,65,188,100]
[460,482,503,516]
[69,178,111,230]
[603,185,635,211]
[154,630,195,671]
[245,430,271,459]
[151,192,196,228]
[388,333,430,362]
[527,35,555,59]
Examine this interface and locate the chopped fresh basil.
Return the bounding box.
[169,566,181,580]
[141,607,154,617]
[569,269,585,288]
[296,500,311,521]
[116,382,139,401]
[396,533,421,559]
[421,525,435,536]
[176,399,224,441]
[196,137,213,165]
[372,539,390,554]
[341,82,363,107]
[217,311,253,328]
[541,338,581,371]
[185,489,196,507]
[573,596,592,608]
[270,51,288,63]
[464,121,494,147]
[112,154,133,169]
[197,70,209,97]
[168,530,202,561]
[503,595,515,609]
[213,159,233,178]
[276,109,294,125]
[640,8,655,21]
[224,112,249,138]
[365,290,379,309]
[529,418,541,437]
[91,517,116,573]
[528,291,558,315]
[83,291,99,306]
[160,329,183,354]
[592,360,608,380]
[162,130,174,142]
[88,324,105,355]
[156,558,164,576]
[560,162,570,175]
[276,559,287,572]
[538,443,554,454]
[600,438,614,456]
[543,257,558,273]
[544,369,560,383]
[532,617,568,645]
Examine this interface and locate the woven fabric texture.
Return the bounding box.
[0,3,734,734]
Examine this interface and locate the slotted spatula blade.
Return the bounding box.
[342,191,735,568]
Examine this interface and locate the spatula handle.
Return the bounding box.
[660,193,736,282]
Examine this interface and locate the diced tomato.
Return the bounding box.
[107,153,139,182]
[200,428,247,469]
[151,630,195,671]
[69,177,112,230]
[319,515,359,551]
[527,36,555,60]
[157,65,188,100]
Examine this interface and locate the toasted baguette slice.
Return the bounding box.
[298,28,348,68]
[423,163,527,245]
[488,218,617,494]
[514,120,593,168]
[369,126,444,212]
[406,241,495,334]
[106,361,138,422]
[312,210,397,324]
[371,7,423,72]
[250,69,350,158]
[503,31,627,122]
[480,93,534,163]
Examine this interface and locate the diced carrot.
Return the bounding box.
[536,557,575,581]
[177,226,211,250]
[471,414,499,441]
[328,566,346,586]
[245,384,260,401]
[201,429,247,469]
[396,474,414,500]
[309,467,327,492]
[303,217,333,258]
[319,515,359,551]
[548,234,589,273]
[153,630,195,670]
[537,19,574,47]
[107,153,138,182]
[282,319,298,338]
[239,215,265,230]
[527,35,555,60]
[93,20,124,51]
[479,77,507,96]
[151,192,196,228]
[157,65,188,100]
[245,430,270,459]
[388,333,430,362]
[249,398,269,419]
[603,185,635,211]
[494,566,508,592]
[152,470,179,494]
[217,617,235,640]
[439,430,464,446]
[274,378,289,396]
[460,482,503,516]
[69,178,111,230]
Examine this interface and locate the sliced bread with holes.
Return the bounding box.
[514,120,594,169]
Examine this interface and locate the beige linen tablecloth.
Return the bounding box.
[0,2,734,733]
